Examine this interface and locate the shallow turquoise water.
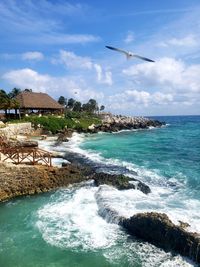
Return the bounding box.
[81,116,200,194]
[0,191,116,267]
[0,116,199,267]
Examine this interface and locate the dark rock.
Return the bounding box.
[178,220,190,229]
[56,129,73,143]
[62,162,69,167]
[93,172,151,194]
[123,212,200,264]
[9,140,38,148]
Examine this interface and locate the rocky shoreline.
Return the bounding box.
[0,162,91,202]
[0,114,163,202]
[1,115,200,265]
[88,114,164,133]
[1,156,199,264]
[123,212,200,264]
[56,114,165,140]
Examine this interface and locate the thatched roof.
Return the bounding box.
[16,92,64,110]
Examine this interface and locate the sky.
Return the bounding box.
[0,0,200,116]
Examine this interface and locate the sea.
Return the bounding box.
[0,115,200,267]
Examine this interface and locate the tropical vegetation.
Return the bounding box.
[1,89,105,134]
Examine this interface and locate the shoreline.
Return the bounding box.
[0,131,152,202]
[0,161,92,203]
[1,123,200,264]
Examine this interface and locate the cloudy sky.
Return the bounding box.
[1,0,200,116]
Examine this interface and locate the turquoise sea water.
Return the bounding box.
[0,116,200,267]
[81,116,200,195]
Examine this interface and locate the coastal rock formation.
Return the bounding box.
[9,140,38,148]
[56,128,74,143]
[0,163,90,202]
[93,172,151,194]
[1,161,199,264]
[123,212,200,264]
[89,114,164,133]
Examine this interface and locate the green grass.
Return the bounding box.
[7,113,102,134]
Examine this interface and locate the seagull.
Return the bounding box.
[105,45,155,62]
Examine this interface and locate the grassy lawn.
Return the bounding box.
[8,113,102,134]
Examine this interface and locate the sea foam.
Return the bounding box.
[39,133,200,233]
[36,183,197,266]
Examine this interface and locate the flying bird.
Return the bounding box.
[105,45,155,62]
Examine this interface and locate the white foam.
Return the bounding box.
[94,184,200,233]
[51,158,70,167]
[104,241,196,267]
[37,133,200,233]
[36,185,119,251]
[36,184,197,266]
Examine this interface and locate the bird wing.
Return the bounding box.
[105,46,155,62]
[133,54,155,62]
[105,46,129,56]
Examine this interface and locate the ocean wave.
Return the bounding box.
[36,183,196,266]
[94,183,200,233]
[104,241,196,267]
[36,185,119,251]
[38,133,200,233]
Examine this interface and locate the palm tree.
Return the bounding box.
[0,89,20,118]
[58,96,67,106]
[0,89,9,116]
[67,98,76,110]
[100,105,105,112]
[73,101,82,112]
[8,88,21,99]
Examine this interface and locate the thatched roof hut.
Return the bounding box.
[16,92,64,113]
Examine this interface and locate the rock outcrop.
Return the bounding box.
[1,161,199,264]
[88,114,164,133]
[9,140,38,148]
[123,212,200,264]
[56,128,74,143]
[0,163,90,202]
[93,172,151,194]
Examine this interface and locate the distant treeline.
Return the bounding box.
[58,95,105,114]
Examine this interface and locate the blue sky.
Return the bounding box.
[1,0,200,116]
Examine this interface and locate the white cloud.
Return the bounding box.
[22,51,44,61]
[3,67,199,116]
[104,70,113,86]
[108,89,174,110]
[111,57,200,114]
[55,50,93,70]
[3,69,50,92]
[54,50,113,86]
[158,34,198,48]
[123,57,200,93]
[93,64,113,86]
[152,92,173,104]
[2,68,104,102]
[36,33,100,45]
[126,90,150,106]
[93,63,102,81]
[124,31,134,43]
